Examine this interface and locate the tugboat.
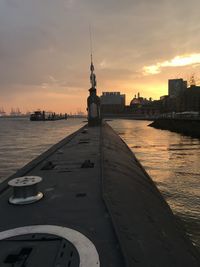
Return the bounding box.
[30,111,67,121]
[30,111,45,121]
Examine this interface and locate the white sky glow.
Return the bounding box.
[143,54,200,75]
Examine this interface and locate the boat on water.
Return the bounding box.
[30,111,67,121]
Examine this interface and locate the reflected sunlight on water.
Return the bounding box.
[109,119,200,249]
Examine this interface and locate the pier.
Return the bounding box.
[0,122,199,266]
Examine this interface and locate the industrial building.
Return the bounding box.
[100,92,125,114]
[168,79,187,97]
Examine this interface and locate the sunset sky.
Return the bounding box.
[1,0,200,113]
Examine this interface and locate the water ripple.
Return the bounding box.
[109,119,200,250]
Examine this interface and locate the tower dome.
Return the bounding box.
[130,94,140,106]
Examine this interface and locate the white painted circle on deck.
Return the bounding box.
[0,225,100,267]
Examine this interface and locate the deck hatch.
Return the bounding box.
[0,225,100,267]
[1,233,79,267]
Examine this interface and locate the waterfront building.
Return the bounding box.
[161,84,200,113]
[161,95,177,113]
[177,85,200,112]
[100,92,125,114]
[168,79,187,97]
[130,92,149,107]
[123,93,160,116]
[100,81,200,116]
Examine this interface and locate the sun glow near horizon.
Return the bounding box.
[111,82,167,105]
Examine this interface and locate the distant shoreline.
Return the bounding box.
[0,115,29,119]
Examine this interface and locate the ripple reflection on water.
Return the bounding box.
[109,119,200,250]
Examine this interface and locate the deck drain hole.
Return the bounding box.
[81,160,94,168]
[79,138,90,144]
[79,141,89,144]
[41,161,55,170]
[76,193,87,198]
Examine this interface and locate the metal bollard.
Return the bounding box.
[8,176,43,205]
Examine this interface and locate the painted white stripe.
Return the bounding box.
[0,225,100,267]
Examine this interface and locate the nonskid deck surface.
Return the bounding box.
[101,124,200,266]
[0,125,124,267]
[0,123,199,266]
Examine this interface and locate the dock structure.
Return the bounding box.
[149,118,200,138]
[0,123,199,266]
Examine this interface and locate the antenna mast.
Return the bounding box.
[89,25,97,88]
[89,25,93,63]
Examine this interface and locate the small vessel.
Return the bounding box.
[30,111,45,121]
[30,111,67,121]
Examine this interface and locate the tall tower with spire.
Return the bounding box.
[87,54,101,126]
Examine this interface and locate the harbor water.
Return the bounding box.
[0,118,84,181]
[0,117,199,250]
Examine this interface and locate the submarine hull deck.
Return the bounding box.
[0,123,199,266]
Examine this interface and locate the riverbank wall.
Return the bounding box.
[149,118,200,138]
[102,113,155,120]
